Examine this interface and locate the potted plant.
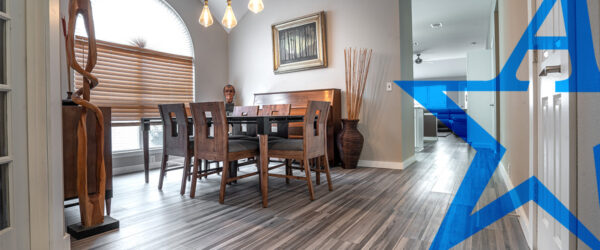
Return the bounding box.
[337,48,373,169]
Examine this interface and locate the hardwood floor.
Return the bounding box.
[67,135,528,249]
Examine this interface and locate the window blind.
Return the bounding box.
[74,36,193,122]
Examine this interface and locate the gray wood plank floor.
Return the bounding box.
[67,135,529,250]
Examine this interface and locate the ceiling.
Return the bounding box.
[207,0,250,33]
[412,0,495,79]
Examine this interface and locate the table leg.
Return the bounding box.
[259,134,269,208]
[142,122,150,183]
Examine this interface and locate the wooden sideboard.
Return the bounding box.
[62,106,113,215]
[254,89,341,165]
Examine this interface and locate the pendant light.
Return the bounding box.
[248,0,264,14]
[199,0,214,27]
[222,0,238,29]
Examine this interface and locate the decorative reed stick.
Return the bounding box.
[344,48,373,120]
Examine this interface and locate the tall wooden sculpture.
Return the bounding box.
[67,0,106,227]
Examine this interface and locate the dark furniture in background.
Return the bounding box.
[62,106,113,215]
[253,89,341,165]
[158,104,194,195]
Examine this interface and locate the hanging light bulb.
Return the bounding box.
[248,0,264,14]
[199,0,214,27]
[222,0,237,29]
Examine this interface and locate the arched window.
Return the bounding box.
[75,0,194,151]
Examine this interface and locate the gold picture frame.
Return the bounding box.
[272,11,328,74]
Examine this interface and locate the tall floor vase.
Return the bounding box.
[336,119,364,169]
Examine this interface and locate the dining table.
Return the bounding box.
[140,115,305,207]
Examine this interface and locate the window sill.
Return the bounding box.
[112,148,162,158]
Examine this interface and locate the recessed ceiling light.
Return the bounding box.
[430,22,443,29]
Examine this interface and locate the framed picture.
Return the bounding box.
[272,11,327,74]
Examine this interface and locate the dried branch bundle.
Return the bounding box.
[344,47,373,120]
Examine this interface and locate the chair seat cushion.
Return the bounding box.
[268,139,303,151]
[229,139,259,152]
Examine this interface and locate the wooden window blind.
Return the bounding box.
[75,36,193,122]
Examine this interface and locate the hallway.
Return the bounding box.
[68,135,528,249]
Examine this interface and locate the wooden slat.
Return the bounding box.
[74,37,193,122]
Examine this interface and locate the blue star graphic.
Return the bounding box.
[395,0,600,248]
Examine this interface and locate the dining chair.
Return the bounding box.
[189,102,260,203]
[231,106,259,138]
[158,103,193,195]
[259,104,291,139]
[266,101,332,200]
[204,105,259,182]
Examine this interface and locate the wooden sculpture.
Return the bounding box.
[66,0,106,227]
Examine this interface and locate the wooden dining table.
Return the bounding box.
[140,115,304,207]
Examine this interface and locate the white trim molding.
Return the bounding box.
[25,0,71,248]
[498,162,533,248]
[358,155,417,170]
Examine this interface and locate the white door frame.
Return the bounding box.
[0,0,30,248]
[25,0,70,249]
[531,0,578,249]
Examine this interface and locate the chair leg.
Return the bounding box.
[324,155,333,191]
[190,158,200,198]
[219,160,230,204]
[234,161,239,183]
[228,161,237,185]
[303,156,315,201]
[257,156,262,193]
[188,156,193,181]
[204,160,209,179]
[285,159,291,184]
[316,157,321,185]
[180,154,191,195]
[158,154,169,190]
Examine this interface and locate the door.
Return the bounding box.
[535,0,576,249]
[467,49,497,149]
[0,0,29,249]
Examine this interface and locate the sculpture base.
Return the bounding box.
[67,216,119,240]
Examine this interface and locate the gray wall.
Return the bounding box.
[228,0,414,164]
[498,0,530,214]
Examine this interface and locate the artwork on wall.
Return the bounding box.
[272,11,327,74]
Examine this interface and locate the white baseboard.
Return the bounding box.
[498,162,533,248]
[358,155,417,170]
[402,155,417,168]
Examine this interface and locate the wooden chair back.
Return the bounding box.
[259,104,291,138]
[190,102,228,161]
[259,104,291,116]
[233,106,259,137]
[304,101,331,159]
[233,106,259,117]
[158,104,190,156]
